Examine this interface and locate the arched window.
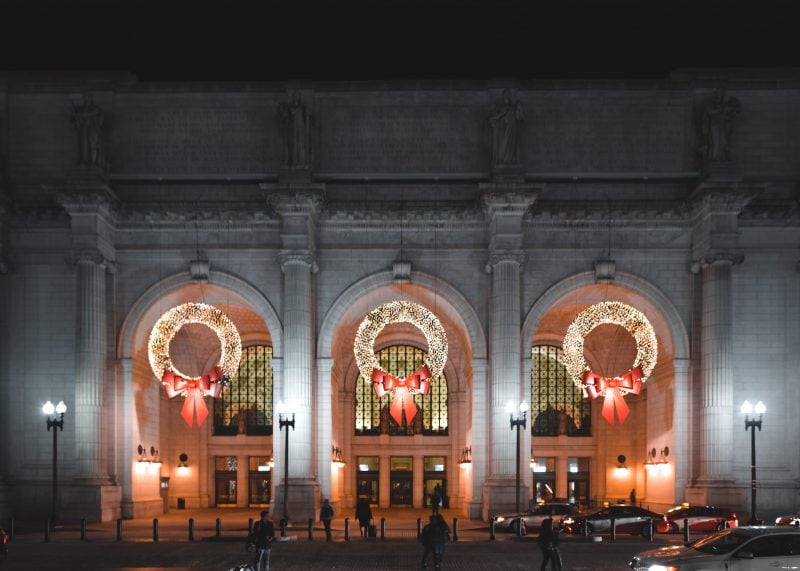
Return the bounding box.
[214,345,273,436]
[531,345,590,436]
[355,345,448,436]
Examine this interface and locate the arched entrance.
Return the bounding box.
[523,271,689,512]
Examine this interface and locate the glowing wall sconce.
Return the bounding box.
[459,446,472,467]
[177,453,189,476]
[331,446,346,469]
[613,454,629,477]
[645,446,670,474]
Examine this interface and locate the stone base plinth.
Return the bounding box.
[63,480,122,522]
[271,478,320,523]
[482,478,525,521]
[685,479,745,514]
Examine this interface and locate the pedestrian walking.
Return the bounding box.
[355,497,373,538]
[420,515,435,568]
[430,483,442,515]
[320,498,334,541]
[537,517,563,571]
[251,510,275,571]
[430,513,450,570]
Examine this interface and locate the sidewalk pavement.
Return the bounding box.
[2,507,682,570]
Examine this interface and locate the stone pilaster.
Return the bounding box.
[686,180,761,509]
[54,187,121,521]
[263,183,325,522]
[479,185,539,518]
[316,357,333,504]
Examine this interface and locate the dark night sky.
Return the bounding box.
[2,0,796,81]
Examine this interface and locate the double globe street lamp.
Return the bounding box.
[506,400,529,514]
[741,400,766,525]
[43,400,67,525]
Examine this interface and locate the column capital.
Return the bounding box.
[279,249,318,273]
[479,184,541,217]
[485,250,527,273]
[690,253,744,274]
[261,184,326,216]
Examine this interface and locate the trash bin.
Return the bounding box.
[177,498,186,509]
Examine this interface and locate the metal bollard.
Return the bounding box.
[153,518,159,542]
[248,518,254,536]
[280,518,287,537]
[649,519,654,542]
[490,518,496,541]
[215,517,221,537]
[9,518,14,539]
[610,517,617,541]
[683,519,690,544]
[344,517,350,541]
[116,518,122,541]
[188,517,195,542]
[308,518,314,541]
[380,517,386,540]
[452,517,459,542]
[80,518,87,540]
[582,519,589,536]
[44,519,51,542]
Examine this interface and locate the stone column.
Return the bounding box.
[686,183,760,508]
[672,358,690,503]
[469,358,488,520]
[263,184,325,522]
[413,455,424,508]
[316,357,333,502]
[479,186,539,518]
[56,188,122,521]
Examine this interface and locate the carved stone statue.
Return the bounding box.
[701,89,740,165]
[489,89,523,167]
[279,91,311,170]
[71,93,105,168]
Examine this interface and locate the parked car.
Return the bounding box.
[630,526,800,571]
[561,505,667,538]
[775,514,800,526]
[493,503,581,533]
[663,505,738,533]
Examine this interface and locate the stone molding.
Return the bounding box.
[279,249,318,273]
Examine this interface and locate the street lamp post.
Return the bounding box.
[741,400,766,525]
[43,400,67,525]
[276,400,295,534]
[506,400,529,513]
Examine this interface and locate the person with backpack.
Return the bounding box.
[537,517,563,571]
[419,515,435,568]
[251,510,275,571]
[320,498,334,541]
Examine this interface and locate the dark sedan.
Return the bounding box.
[663,505,738,533]
[560,505,667,538]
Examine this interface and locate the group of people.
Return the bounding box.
[244,499,563,571]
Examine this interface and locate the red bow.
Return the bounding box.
[581,366,643,425]
[162,366,225,427]
[371,365,432,425]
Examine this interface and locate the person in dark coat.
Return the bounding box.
[355,498,373,538]
[537,517,563,571]
[420,515,435,568]
[320,498,334,541]
[252,510,275,571]
[430,513,450,570]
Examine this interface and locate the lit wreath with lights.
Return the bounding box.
[562,301,657,425]
[354,301,448,425]
[148,302,242,427]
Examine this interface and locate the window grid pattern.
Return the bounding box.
[531,345,591,436]
[213,345,273,436]
[355,345,448,436]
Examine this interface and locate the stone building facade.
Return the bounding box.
[0,70,798,523]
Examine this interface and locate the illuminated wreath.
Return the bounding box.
[562,301,657,425]
[148,303,242,427]
[354,301,448,425]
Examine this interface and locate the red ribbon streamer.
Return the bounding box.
[581,366,643,425]
[162,366,225,427]
[371,365,432,425]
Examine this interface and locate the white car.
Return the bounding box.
[630,526,800,571]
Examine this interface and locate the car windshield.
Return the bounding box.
[690,530,748,554]
[666,507,687,515]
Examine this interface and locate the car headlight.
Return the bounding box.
[562,517,574,525]
[648,566,679,571]
[495,516,505,523]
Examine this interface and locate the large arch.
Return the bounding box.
[118,269,283,359]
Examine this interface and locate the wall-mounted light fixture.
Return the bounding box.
[177,453,189,476]
[331,446,345,468]
[136,444,162,475]
[613,454,629,477]
[459,446,472,467]
[644,446,670,473]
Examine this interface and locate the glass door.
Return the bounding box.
[423,456,447,508]
[567,457,590,507]
[248,456,272,506]
[390,456,413,506]
[214,456,238,506]
[356,456,380,506]
[531,456,556,504]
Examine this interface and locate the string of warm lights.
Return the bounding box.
[562,301,657,390]
[148,302,242,381]
[354,300,448,381]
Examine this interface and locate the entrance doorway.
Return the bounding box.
[356,456,380,506]
[248,456,272,506]
[390,456,413,506]
[423,456,447,509]
[532,456,556,504]
[567,457,590,507]
[215,456,238,506]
